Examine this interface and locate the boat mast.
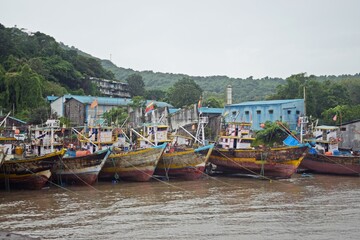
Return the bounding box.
[299,116,308,143]
[45,119,60,152]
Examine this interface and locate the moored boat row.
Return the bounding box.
[1,119,359,191]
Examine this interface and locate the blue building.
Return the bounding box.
[223,99,304,131]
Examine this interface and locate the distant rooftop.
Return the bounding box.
[229,99,304,106]
[199,107,224,114]
[50,95,173,107]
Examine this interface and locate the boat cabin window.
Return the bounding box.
[341,127,346,131]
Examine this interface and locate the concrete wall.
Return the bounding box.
[169,105,198,131]
[50,96,65,117]
[339,121,360,151]
[64,99,85,126]
[128,104,221,142]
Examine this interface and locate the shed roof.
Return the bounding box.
[199,107,224,114]
[46,95,58,102]
[54,95,173,107]
[229,99,303,106]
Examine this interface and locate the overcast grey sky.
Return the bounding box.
[1,0,359,78]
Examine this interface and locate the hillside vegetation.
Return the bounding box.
[1,24,359,124]
[101,60,285,103]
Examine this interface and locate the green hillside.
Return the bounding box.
[101,59,285,103]
[1,23,359,123]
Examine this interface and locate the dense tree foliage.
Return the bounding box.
[0,24,115,122]
[103,107,128,126]
[144,89,167,102]
[167,78,203,108]
[103,60,284,103]
[2,24,360,125]
[268,73,360,123]
[203,97,224,108]
[126,74,145,97]
[254,121,291,147]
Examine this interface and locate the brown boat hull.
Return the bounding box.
[154,145,213,180]
[301,153,360,176]
[99,144,166,182]
[209,146,308,179]
[0,169,51,190]
[0,150,65,190]
[53,149,109,185]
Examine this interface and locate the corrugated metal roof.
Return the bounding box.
[315,125,339,130]
[58,94,173,107]
[169,108,181,114]
[146,100,173,108]
[46,96,58,102]
[229,99,303,106]
[70,95,131,106]
[199,107,224,114]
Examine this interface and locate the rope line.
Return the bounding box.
[11,161,79,195]
[59,158,103,192]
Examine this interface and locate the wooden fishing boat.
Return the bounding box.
[53,148,111,185]
[208,122,309,179]
[301,153,360,176]
[99,143,167,182]
[0,149,66,190]
[209,145,309,179]
[154,144,214,180]
[301,125,360,176]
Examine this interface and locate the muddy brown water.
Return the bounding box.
[1,174,359,240]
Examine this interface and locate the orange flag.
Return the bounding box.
[90,99,98,108]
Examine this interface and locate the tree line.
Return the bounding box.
[1,24,359,125]
[0,24,114,122]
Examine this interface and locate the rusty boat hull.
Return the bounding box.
[300,153,360,176]
[155,144,214,180]
[99,143,166,182]
[209,145,309,179]
[53,148,111,185]
[0,149,65,190]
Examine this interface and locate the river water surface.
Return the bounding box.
[1,174,359,240]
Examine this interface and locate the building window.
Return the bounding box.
[245,111,249,115]
[287,110,291,114]
[296,110,300,114]
[341,127,346,131]
[256,110,261,114]
[269,110,273,114]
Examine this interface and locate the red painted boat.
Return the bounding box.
[301,125,360,176]
[301,153,360,176]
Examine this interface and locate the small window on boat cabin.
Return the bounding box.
[256,110,261,114]
[287,110,291,114]
[341,127,346,131]
[268,110,274,114]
